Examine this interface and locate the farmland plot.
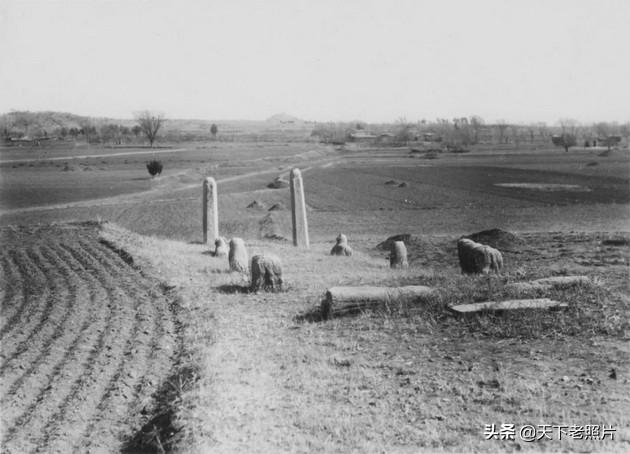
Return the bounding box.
[0,223,180,453]
[303,158,630,238]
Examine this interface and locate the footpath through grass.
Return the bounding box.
[101,223,630,453]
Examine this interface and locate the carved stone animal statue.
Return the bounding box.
[457,238,503,274]
[228,237,249,272]
[250,254,283,292]
[214,237,228,258]
[330,233,353,256]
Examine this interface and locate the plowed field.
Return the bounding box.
[0,223,180,453]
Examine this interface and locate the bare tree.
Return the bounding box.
[469,115,484,144]
[393,117,415,145]
[495,119,509,144]
[78,119,97,144]
[433,118,454,145]
[620,122,630,148]
[100,123,122,147]
[558,118,579,135]
[536,122,548,141]
[510,125,521,147]
[555,118,581,152]
[551,134,575,152]
[135,111,165,148]
[595,122,623,151]
[452,117,473,146]
[526,125,536,144]
[12,112,32,138]
[594,122,610,139]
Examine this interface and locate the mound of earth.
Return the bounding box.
[598,149,613,157]
[384,180,398,186]
[602,237,630,246]
[263,233,288,241]
[258,213,288,241]
[267,177,289,189]
[463,228,522,251]
[268,203,286,211]
[376,233,412,250]
[247,200,266,209]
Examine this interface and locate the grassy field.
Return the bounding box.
[0,142,320,211]
[1,141,629,452]
[1,143,628,237]
[100,223,630,453]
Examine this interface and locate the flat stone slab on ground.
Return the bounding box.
[449,298,568,314]
[532,276,590,286]
[505,276,589,293]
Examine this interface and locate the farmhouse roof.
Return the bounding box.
[349,131,378,139]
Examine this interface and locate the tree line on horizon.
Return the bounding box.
[1,110,629,151]
[311,117,630,151]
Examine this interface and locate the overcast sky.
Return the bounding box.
[1,0,629,124]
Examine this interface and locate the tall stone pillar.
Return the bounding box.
[290,168,310,249]
[202,177,218,244]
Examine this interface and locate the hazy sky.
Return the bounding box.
[1,0,629,124]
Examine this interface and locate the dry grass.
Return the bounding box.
[100,222,630,453]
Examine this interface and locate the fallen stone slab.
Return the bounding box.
[449,298,568,314]
[322,285,436,319]
[532,276,590,287]
[505,275,590,293]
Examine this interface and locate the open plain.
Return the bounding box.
[1,141,629,453]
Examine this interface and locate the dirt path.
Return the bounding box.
[0,154,346,217]
[0,224,179,453]
[0,147,188,165]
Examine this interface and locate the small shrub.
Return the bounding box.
[424,151,439,159]
[446,144,470,153]
[146,160,163,177]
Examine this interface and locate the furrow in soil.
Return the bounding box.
[0,248,48,345]
[2,242,112,453]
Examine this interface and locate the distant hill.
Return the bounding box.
[0,111,136,138]
[265,113,305,124]
[1,111,313,135]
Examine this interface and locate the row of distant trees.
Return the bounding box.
[311,117,630,150]
[3,110,628,150]
[1,111,163,147]
[2,110,221,148]
[51,114,166,147]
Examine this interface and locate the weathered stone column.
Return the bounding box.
[290,168,310,249]
[202,177,218,244]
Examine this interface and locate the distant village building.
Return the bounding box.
[421,132,440,142]
[349,131,378,142]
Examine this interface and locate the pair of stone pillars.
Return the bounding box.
[202,168,309,248]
